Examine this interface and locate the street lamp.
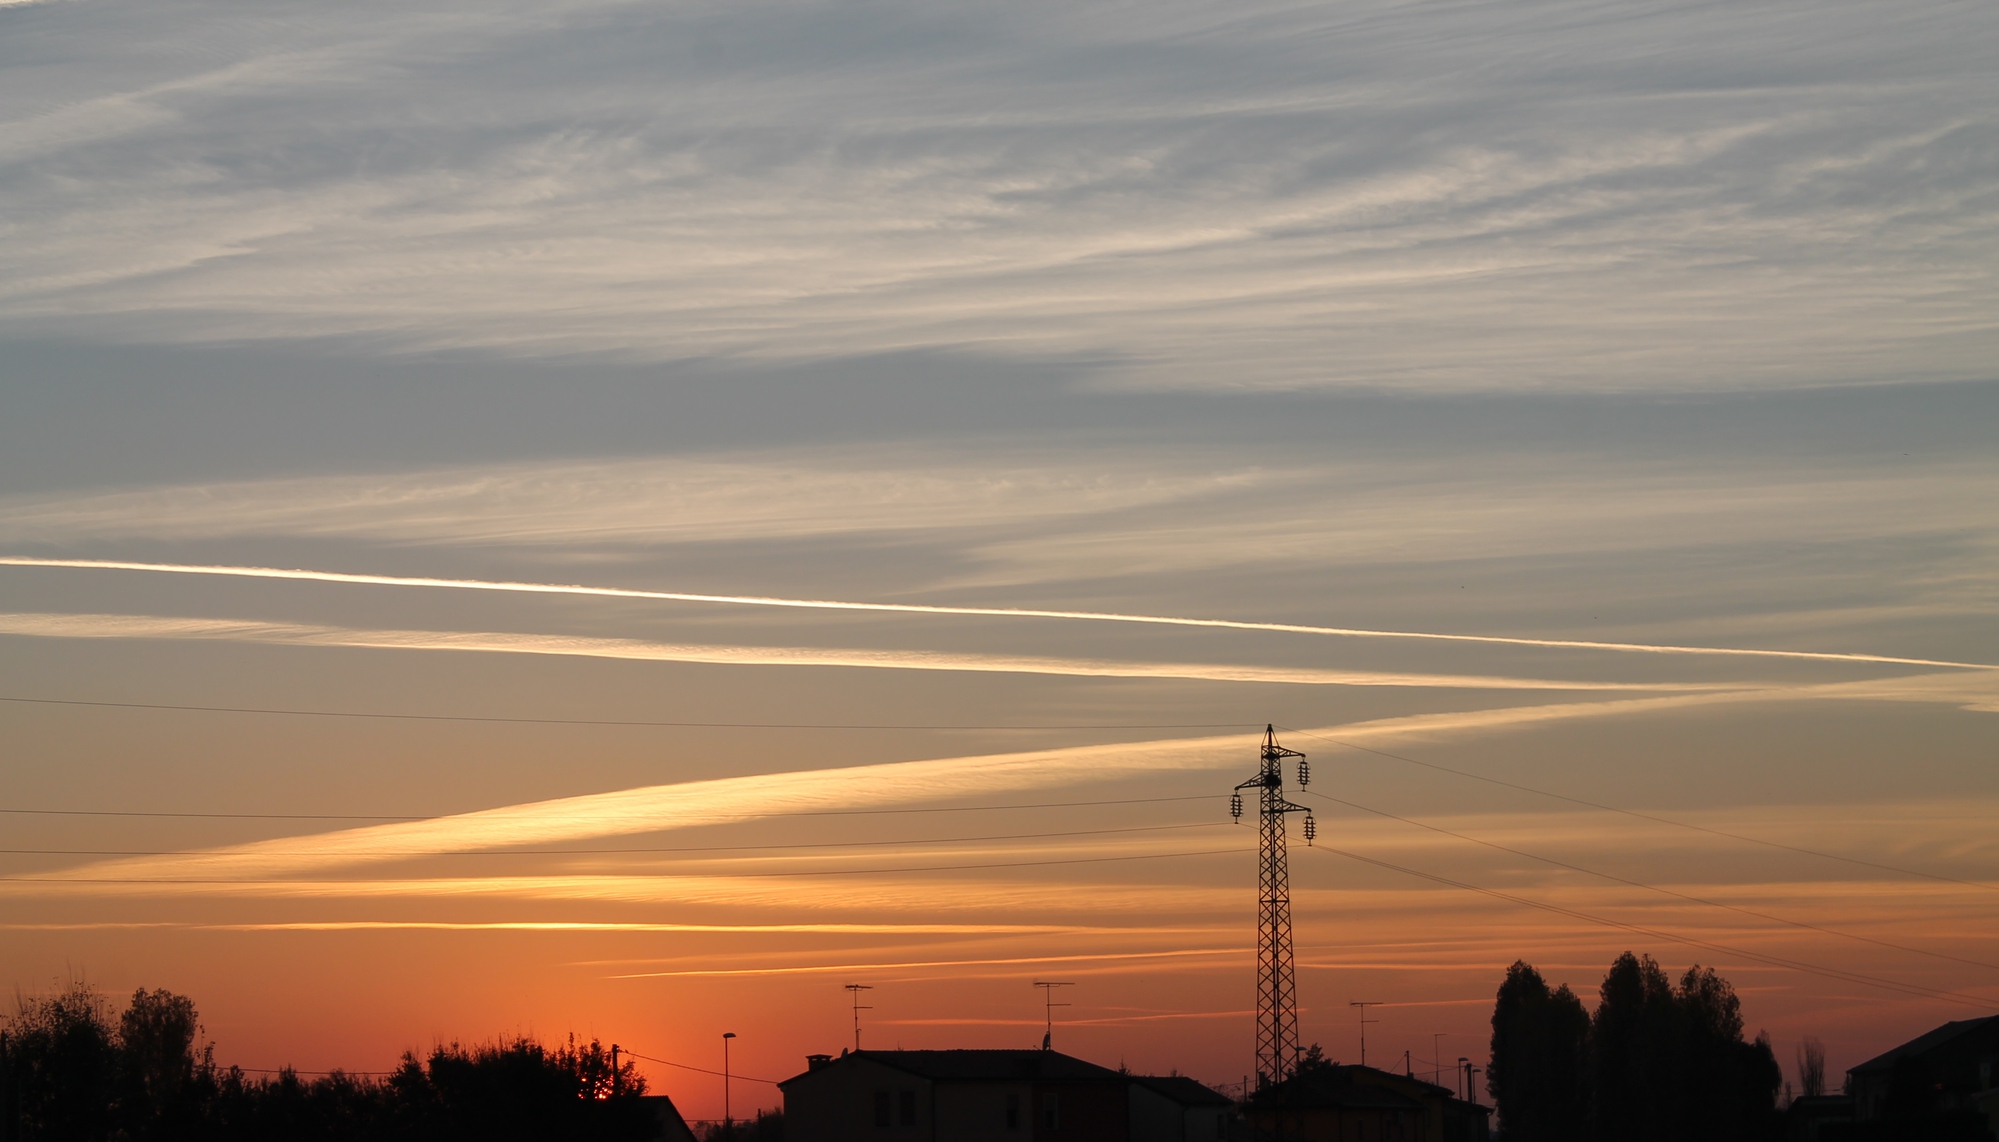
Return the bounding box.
[723,1032,737,1131]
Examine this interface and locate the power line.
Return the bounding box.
[0,845,1248,885]
[1304,843,1999,1011]
[0,695,1253,733]
[1278,726,1999,894]
[0,820,1229,858]
[1296,789,1999,974]
[0,793,1224,824]
[620,1049,782,1085]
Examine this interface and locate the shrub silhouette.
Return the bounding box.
[1,984,659,1142]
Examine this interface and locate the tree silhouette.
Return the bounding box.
[4,981,121,1141]
[1289,1043,1335,1080]
[118,987,212,1137]
[1588,952,1678,1142]
[1,984,661,1142]
[1489,960,1589,1142]
[1797,1036,1827,1099]
[1490,953,1781,1142]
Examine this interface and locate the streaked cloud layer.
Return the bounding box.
[2,609,1735,690]
[2,0,1994,388]
[3,0,1995,1102]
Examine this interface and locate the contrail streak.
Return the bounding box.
[0,612,1709,692]
[607,947,1247,978]
[2,556,1985,669]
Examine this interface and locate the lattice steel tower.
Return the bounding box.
[1231,725,1314,1088]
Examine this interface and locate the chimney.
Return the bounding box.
[808,1054,833,1071]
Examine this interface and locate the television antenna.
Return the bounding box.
[1033,981,1074,1050]
[1350,1001,1382,1068]
[844,984,873,1051]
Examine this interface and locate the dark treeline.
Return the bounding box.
[0,982,661,1141]
[1489,952,1783,1142]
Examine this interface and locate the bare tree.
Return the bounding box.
[1796,1037,1827,1098]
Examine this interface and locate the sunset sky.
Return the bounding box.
[3,0,1997,1122]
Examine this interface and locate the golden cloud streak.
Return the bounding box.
[24,697,1757,886]
[608,947,1248,979]
[0,611,1712,692]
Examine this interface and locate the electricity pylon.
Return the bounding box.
[1232,725,1314,1089]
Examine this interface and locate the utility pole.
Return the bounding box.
[1232,726,1314,1089]
[1432,1034,1445,1085]
[1403,1049,1412,1078]
[1350,1002,1381,1068]
[611,1044,621,1097]
[723,1032,737,1130]
[1033,981,1073,1051]
[844,984,873,1051]
[1457,1057,1468,1101]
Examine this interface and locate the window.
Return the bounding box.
[1040,1093,1060,1131]
[874,1090,891,1128]
[899,1090,916,1127]
[1006,1093,1020,1130]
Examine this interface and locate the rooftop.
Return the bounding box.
[1130,1074,1235,1107]
[781,1049,1129,1087]
[1850,1016,1999,1075]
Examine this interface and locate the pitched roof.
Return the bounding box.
[1131,1074,1235,1107]
[781,1049,1127,1086]
[1849,1016,1999,1075]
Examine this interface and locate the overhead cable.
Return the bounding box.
[1305,843,1999,1012]
[1279,725,1999,894]
[619,1049,783,1085]
[1296,789,1999,973]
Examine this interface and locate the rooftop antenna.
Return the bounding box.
[844,984,873,1051]
[1232,725,1313,1088]
[1350,1002,1381,1068]
[1033,981,1074,1051]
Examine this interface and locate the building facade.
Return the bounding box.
[1846,1014,1999,1128]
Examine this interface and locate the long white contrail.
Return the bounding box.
[0,612,1706,692]
[2,556,1986,670]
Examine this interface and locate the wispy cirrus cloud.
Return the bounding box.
[1,0,1992,389]
[1,451,1992,596]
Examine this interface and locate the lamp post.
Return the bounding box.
[1457,1058,1468,1101]
[723,1032,737,1131]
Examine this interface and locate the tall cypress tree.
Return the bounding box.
[1489,961,1589,1142]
